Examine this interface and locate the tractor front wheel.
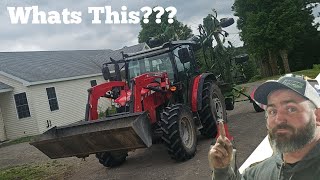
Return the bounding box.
[96,151,128,168]
[200,81,227,138]
[160,104,197,161]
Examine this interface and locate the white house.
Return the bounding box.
[0,43,149,141]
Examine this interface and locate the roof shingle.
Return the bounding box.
[0,43,146,83]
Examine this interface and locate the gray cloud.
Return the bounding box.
[0,0,241,52]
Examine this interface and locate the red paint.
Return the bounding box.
[191,75,201,112]
[114,90,131,106]
[88,81,127,120]
[250,87,256,100]
[88,72,171,124]
[131,72,171,123]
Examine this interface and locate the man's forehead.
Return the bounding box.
[267,89,306,103]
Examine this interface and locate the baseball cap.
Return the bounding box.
[254,75,320,108]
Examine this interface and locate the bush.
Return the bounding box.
[313,64,320,70]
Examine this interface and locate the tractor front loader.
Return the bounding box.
[31,41,233,167]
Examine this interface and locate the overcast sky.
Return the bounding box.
[0,1,319,52]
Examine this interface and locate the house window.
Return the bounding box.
[14,92,31,119]
[90,80,97,87]
[46,87,59,111]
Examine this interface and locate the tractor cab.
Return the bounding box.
[102,41,199,104]
[103,41,198,83]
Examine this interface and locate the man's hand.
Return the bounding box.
[208,121,233,169]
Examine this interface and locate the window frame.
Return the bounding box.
[14,92,31,119]
[46,87,59,111]
[90,80,97,87]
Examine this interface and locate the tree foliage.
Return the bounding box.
[138,11,193,47]
[233,0,320,77]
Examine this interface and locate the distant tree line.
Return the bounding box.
[233,0,320,77]
[138,1,320,80]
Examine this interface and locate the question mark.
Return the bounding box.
[153,6,165,24]
[140,6,152,23]
[165,7,177,24]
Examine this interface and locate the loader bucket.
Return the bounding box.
[30,111,152,159]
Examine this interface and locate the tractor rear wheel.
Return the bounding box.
[200,81,226,138]
[160,104,197,161]
[96,151,128,168]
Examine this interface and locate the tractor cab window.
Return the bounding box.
[128,53,175,82]
[173,46,192,79]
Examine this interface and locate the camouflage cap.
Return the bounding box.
[254,76,320,108]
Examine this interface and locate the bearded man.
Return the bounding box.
[209,75,320,180]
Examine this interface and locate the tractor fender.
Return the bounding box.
[190,73,217,112]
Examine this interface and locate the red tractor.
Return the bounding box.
[31,40,233,167]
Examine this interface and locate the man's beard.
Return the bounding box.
[268,117,316,153]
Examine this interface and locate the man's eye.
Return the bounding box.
[268,109,277,116]
[287,107,296,113]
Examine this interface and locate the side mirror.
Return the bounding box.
[102,65,111,81]
[110,58,122,81]
[220,18,234,28]
[113,63,122,81]
[178,48,192,64]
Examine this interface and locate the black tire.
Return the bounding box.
[225,97,235,111]
[160,104,197,161]
[96,151,128,167]
[199,81,227,138]
[253,101,264,112]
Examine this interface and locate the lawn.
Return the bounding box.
[0,136,35,148]
[0,161,71,180]
[293,64,320,78]
[253,64,319,82]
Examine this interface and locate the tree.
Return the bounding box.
[138,11,193,47]
[233,0,320,77]
[289,30,320,71]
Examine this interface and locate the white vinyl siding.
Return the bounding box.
[0,74,39,139]
[0,74,111,139]
[29,76,111,133]
[0,108,6,141]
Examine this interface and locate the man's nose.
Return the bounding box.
[274,109,287,124]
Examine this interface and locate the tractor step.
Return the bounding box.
[30,112,152,159]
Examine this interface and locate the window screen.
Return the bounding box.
[46,87,59,111]
[14,92,31,119]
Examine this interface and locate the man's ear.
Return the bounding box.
[315,108,320,126]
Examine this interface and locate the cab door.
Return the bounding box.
[172,45,195,104]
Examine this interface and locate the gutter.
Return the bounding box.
[0,71,108,87]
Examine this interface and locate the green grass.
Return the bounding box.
[237,65,319,97]
[0,136,35,148]
[249,64,319,82]
[0,161,71,180]
[293,66,319,78]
